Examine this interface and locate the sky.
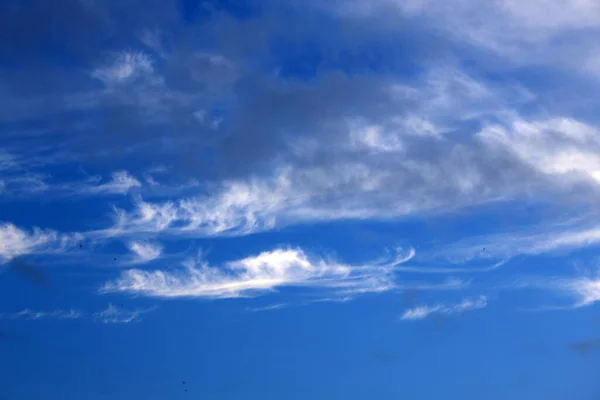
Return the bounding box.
[1,0,600,398]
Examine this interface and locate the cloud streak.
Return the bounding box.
[401,296,488,320]
[0,308,82,320]
[93,303,157,324]
[0,304,156,324]
[433,223,600,264]
[0,223,81,262]
[0,170,142,199]
[100,247,413,299]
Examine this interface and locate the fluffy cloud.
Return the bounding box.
[401,296,488,320]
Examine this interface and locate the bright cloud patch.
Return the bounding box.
[127,241,162,264]
[101,248,405,299]
[0,223,81,262]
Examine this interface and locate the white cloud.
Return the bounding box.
[0,309,82,320]
[87,67,600,241]
[246,303,289,312]
[564,277,600,307]
[83,171,142,195]
[348,118,404,152]
[479,117,600,184]
[0,304,156,324]
[395,277,471,291]
[100,247,409,299]
[145,175,160,187]
[528,274,600,309]
[566,278,600,307]
[127,241,163,264]
[401,296,488,320]
[1,171,141,198]
[334,0,600,54]
[92,51,155,86]
[93,303,156,324]
[432,223,600,264]
[1,174,49,194]
[0,223,81,262]
[101,159,485,238]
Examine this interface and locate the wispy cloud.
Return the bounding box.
[245,303,289,312]
[93,303,157,324]
[400,296,488,320]
[331,0,600,77]
[80,171,142,195]
[0,308,82,320]
[127,241,163,264]
[0,170,141,199]
[96,111,600,241]
[0,304,156,324]
[430,222,600,265]
[503,272,600,310]
[92,51,155,86]
[0,223,81,262]
[554,276,600,308]
[100,247,411,299]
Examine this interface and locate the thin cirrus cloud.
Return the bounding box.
[0,304,156,324]
[400,296,488,321]
[127,241,163,264]
[327,0,600,77]
[92,303,157,324]
[100,247,420,299]
[80,171,142,195]
[535,275,600,309]
[430,223,600,265]
[0,223,82,262]
[0,308,82,320]
[91,51,155,86]
[0,170,141,199]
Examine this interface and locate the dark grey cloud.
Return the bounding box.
[0,0,452,182]
[2,0,600,228]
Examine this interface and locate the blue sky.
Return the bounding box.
[1,0,600,398]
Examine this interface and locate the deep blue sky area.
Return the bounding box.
[1,0,600,399]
